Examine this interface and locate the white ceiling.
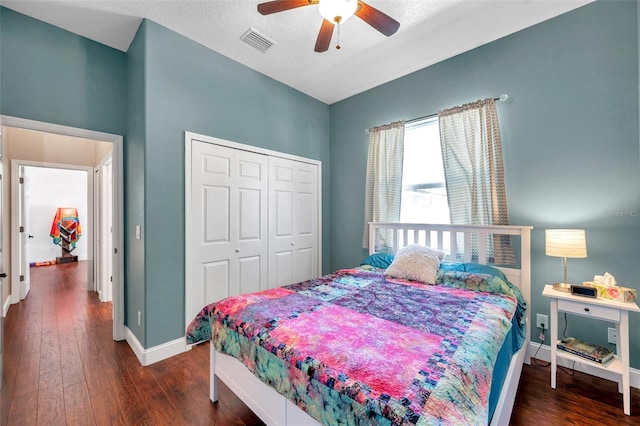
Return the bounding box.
[1,0,593,104]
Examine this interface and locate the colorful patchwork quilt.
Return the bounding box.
[186,268,522,425]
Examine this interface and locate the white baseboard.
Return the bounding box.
[125,327,186,366]
[527,341,640,389]
[3,295,10,317]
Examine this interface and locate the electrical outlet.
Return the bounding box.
[536,314,548,329]
[608,327,617,344]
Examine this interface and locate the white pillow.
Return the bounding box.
[384,244,444,284]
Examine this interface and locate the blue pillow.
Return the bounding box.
[360,253,395,269]
[438,262,466,273]
[462,263,508,283]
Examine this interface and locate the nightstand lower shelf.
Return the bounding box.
[556,346,622,374]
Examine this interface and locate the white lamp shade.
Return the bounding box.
[318,0,358,23]
[545,229,587,258]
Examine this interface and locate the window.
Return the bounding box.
[400,118,450,224]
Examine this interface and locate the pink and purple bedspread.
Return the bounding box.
[186,268,520,425]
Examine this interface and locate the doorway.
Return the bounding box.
[1,115,124,341]
[13,163,93,299]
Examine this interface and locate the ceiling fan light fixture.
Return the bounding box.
[318,0,358,24]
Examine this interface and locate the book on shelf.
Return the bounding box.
[557,337,614,364]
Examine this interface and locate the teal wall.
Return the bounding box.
[0,8,127,135]
[330,1,640,366]
[125,20,148,342]
[138,21,330,347]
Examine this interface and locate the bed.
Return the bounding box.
[186,223,532,425]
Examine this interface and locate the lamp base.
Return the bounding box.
[552,282,572,292]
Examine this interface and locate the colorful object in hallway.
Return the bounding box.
[30,260,57,267]
[50,207,82,263]
[50,207,82,246]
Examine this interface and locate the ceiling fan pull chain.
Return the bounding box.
[336,22,341,49]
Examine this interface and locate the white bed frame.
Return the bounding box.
[209,223,533,426]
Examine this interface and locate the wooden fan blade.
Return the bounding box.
[258,0,317,15]
[314,19,334,52]
[355,1,400,36]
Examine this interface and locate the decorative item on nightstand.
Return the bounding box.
[583,272,638,303]
[545,229,587,292]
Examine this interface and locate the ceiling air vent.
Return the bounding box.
[241,28,276,53]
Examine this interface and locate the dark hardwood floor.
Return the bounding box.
[514,360,640,425]
[1,261,262,426]
[2,261,639,425]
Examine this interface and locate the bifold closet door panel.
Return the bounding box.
[189,141,268,319]
[268,156,318,289]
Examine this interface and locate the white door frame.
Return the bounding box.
[2,115,125,341]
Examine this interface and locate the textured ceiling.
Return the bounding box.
[1,0,593,104]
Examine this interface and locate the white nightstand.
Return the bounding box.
[542,285,640,415]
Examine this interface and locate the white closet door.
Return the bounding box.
[269,157,318,288]
[189,141,268,320]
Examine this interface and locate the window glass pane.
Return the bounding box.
[400,119,450,224]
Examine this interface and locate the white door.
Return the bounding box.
[94,156,114,304]
[18,166,30,299]
[268,157,318,288]
[188,141,268,320]
[101,156,113,302]
[0,125,5,387]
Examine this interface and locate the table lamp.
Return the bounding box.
[545,229,587,292]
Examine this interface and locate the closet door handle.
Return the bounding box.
[0,273,6,278]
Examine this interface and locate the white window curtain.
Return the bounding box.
[438,98,515,264]
[362,121,405,250]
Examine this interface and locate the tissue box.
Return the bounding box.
[583,282,637,303]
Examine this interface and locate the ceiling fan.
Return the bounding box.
[257,0,400,52]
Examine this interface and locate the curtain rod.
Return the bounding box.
[406,94,509,124]
[366,94,509,133]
